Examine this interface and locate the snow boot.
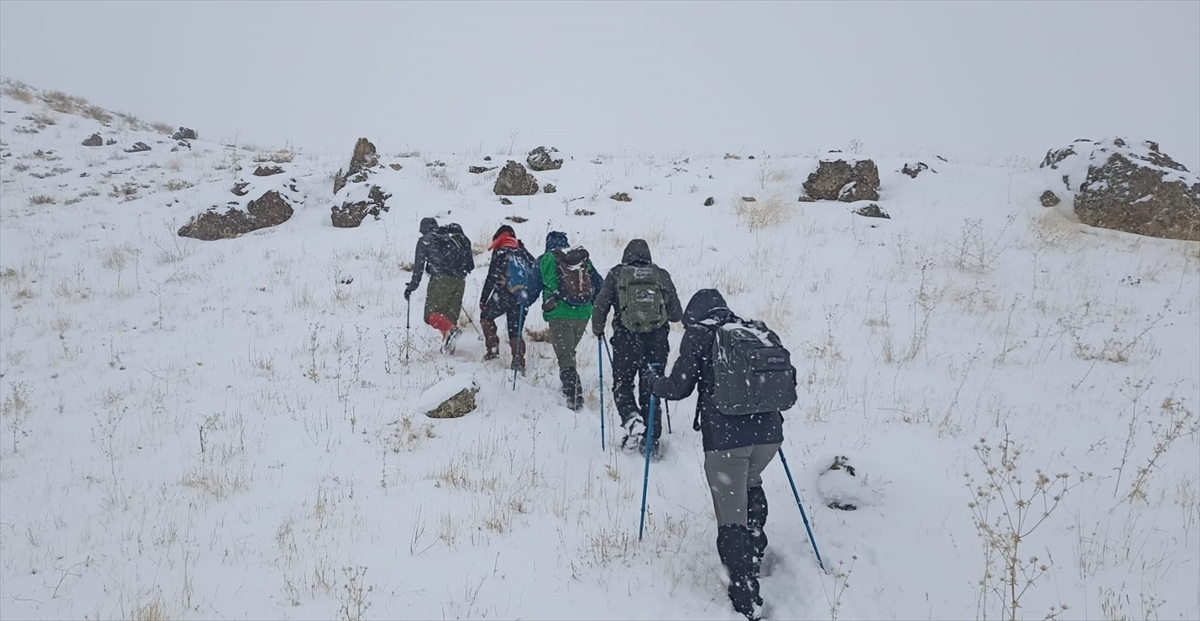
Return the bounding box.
[717,524,763,621]
[442,326,462,355]
[481,318,500,361]
[748,486,770,575]
[560,368,583,411]
[619,416,644,452]
[509,337,526,374]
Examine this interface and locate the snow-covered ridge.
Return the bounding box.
[1,80,1198,621]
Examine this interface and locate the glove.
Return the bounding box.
[593,329,604,338]
[643,364,662,385]
[541,292,558,313]
[404,282,418,300]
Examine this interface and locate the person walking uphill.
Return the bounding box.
[647,289,792,621]
[404,217,475,354]
[539,231,603,411]
[590,239,682,458]
[479,225,538,368]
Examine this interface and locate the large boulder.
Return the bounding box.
[1041,138,1199,241]
[178,190,295,241]
[493,161,539,196]
[526,146,563,171]
[331,185,392,228]
[333,137,381,194]
[802,159,880,202]
[82,133,103,147]
[171,127,198,141]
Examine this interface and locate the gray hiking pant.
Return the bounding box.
[548,319,587,371]
[704,443,782,527]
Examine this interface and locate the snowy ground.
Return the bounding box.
[1,80,1197,621]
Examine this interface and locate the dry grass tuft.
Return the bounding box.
[253,150,296,164]
[1,79,35,103]
[735,195,791,230]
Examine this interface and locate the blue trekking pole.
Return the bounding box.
[778,448,825,572]
[512,303,526,391]
[638,392,658,541]
[597,337,606,452]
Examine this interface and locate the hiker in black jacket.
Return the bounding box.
[404,217,473,354]
[647,288,784,621]
[479,225,537,367]
[591,239,683,456]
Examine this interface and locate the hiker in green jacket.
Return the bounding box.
[539,231,604,411]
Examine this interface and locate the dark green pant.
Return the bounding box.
[548,319,587,370]
[424,276,465,326]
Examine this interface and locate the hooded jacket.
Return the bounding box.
[408,217,454,286]
[591,239,683,335]
[480,231,536,309]
[650,289,785,452]
[539,231,603,321]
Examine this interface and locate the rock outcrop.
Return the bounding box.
[526,146,563,171]
[493,161,539,196]
[178,188,296,241]
[802,159,880,202]
[1041,138,1199,241]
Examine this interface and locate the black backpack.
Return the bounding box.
[428,224,473,277]
[709,319,797,416]
[552,246,594,306]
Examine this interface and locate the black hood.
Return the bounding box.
[683,288,734,328]
[622,239,652,264]
[419,217,439,235]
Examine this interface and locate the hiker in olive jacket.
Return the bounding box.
[539,231,603,411]
[590,239,683,455]
[648,288,783,621]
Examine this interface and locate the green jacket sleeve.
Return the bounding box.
[539,253,558,299]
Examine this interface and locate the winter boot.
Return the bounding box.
[509,338,526,374]
[443,326,462,355]
[717,524,763,620]
[481,318,500,361]
[560,368,583,411]
[619,416,644,452]
[747,486,770,575]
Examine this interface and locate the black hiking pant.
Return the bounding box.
[611,325,670,439]
[481,296,522,340]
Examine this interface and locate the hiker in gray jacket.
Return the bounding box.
[591,239,683,457]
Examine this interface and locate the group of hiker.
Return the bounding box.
[404,217,798,621]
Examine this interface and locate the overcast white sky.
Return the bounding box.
[2,1,1197,168]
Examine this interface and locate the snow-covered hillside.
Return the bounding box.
[1,80,1197,620]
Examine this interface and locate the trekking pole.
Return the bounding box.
[601,335,614,368]
[778,448,826,572]
[512,303,526,391]
[405,298,412,363]
[597,337,606,452]
[638,393,658,541]
[460,305,483,340]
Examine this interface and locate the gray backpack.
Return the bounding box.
[709,319,797,416]
[615,265,668,332]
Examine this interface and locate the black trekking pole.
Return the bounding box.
[778,448,826,572]
[598,336,607,452]
[405,298,412,363]
[511,303,526,391]
[460,305,484,340]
